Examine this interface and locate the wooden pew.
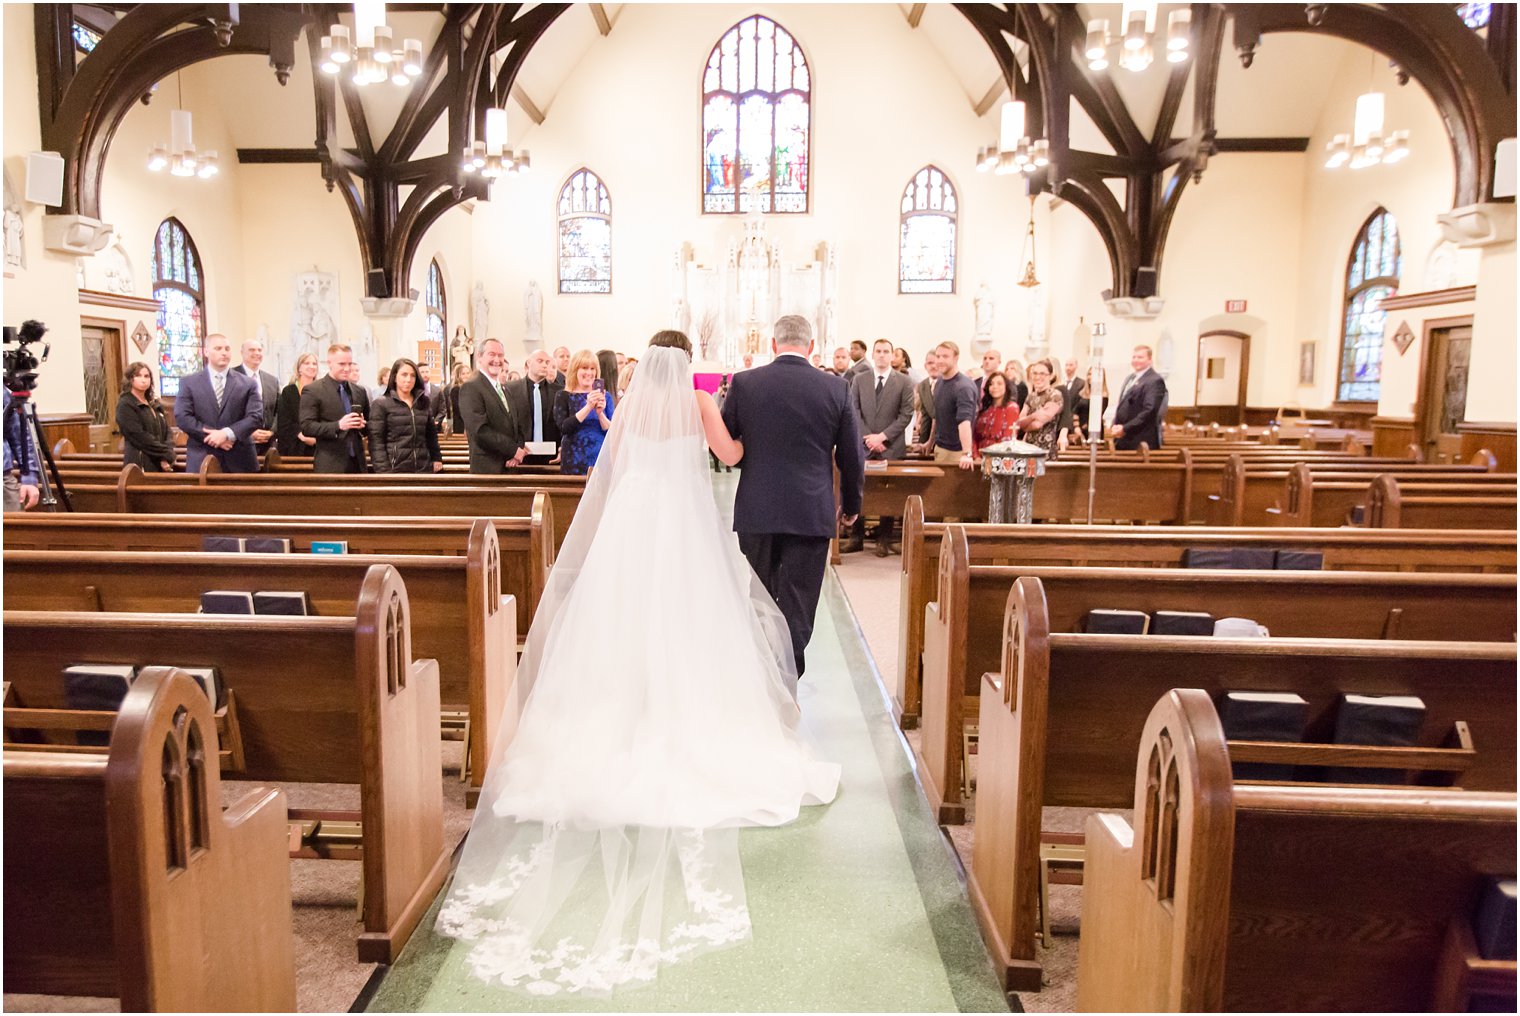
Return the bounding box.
[895,496,1517,729]
[2,565,447,963]
[1368,475,1520,530]
[3,668,295,1011]
[2,505,553,642]
[1208,452,1493,526]
[969,577,1516,991]
[107,465,580,549]
[1267,461,1511,527]
[918,527,1516,823]
[3,530,517,806]
[1076,688,1517,1011]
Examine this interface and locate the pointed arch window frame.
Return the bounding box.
[898,165,959,295]
[150,217,207,398]
[700,14,813,216]
[1336,207,1402,404]
[557,168,613,295]
[425,259,447,352]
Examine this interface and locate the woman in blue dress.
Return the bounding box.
[552,348,614,474]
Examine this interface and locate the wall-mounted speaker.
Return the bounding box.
[1494,138,1516,200]
[25,152,64,206]
[1133,266,1158,299]
[366,268,389,299]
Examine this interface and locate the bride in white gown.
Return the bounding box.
[436,332,840,996]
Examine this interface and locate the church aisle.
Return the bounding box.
[362,570,1009,1013]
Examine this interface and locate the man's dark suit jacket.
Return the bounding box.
[1111,369,1167,451]
[299,374,371,473]
[913,376,936,445]
[850,369,915,460]
[721,353,864,538]
[458,371,522,474]
[234,364,281,453]
[1057,375,1087,433]
[175,367,262,473]
[504,375,564,453]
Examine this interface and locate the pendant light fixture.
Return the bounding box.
[147,72,218,179]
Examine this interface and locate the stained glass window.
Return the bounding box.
[1337,208,1400,402]
[425,259,446,350]
[1457,3,1491,29]
[151,218,206,397]
[898,167,958,294]
[702,15,811,214]
[72,21,101,53]
[558,169,612,294]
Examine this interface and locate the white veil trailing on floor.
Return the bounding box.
[436,344,838,996]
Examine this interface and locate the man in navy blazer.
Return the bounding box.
[722,314,865,679]
[1108,344,1168,451]
[173,332,262,473]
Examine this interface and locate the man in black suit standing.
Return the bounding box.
[232,337,280,459]
[1056,356,1087,443]
[505,349,563,465]
[1108,344,1167,451]
[847,338,915,556]
[458,338,525,474]
[417,361,448,433]
[722,314,864,679]
[299,343,371,473]
[175,332,263,474]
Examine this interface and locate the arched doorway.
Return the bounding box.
[1194,329,1251,426]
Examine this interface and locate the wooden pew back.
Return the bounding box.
[1368,474,1520,530]
[4,668,295,1011]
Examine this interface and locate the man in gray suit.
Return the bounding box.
[232,337,280,458]
[911,351,941,448]
[847,338,915,556]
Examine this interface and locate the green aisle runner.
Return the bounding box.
[365,481,1008,1011]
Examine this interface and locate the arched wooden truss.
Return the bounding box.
[37,3,1515,300]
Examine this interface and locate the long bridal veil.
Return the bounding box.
[436,345,839,996]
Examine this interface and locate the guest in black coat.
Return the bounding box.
[275,353,319,457]
[1108,344,1168,451]
[369,357,444,474]
[504,350,563,466]
[116,361,175,472]
[458,338,526,474]
[299,344,371,473]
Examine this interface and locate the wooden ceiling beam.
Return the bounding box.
[973,76,1005,117]
[906,4,927,29]
[589,3,611,36]
[511,83,545,124]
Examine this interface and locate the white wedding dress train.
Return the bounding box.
[436,346,840,996]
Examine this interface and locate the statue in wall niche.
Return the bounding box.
[673,296,692,336]
[449,324,475,372]
[471,280,489,342]
[819,296,836,349]
[101,239,134,295]
[3,172,23,271]
[291,271,340,351]
[974,281,995,343]
[524,280,544,347]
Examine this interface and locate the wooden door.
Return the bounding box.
[80,318,125,439]
[1419,321,1473,463]
[1194,330,1250,426]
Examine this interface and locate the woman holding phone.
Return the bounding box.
[552,348,614,475]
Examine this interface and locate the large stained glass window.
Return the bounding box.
[898,166,958,294]
[425,259,446,349]
[1337,208,1400,402]
[558,169,612,294]
[702,15,811,214]
[151,217,206,397]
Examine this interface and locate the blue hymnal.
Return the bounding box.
[309,541,348,555]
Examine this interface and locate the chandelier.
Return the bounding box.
[1325,91,1410,169]
[462,106,531,178]
[1085,3,1191,72]
[976,100,1048,176]
[147,74,217,179]
[318,2,423,87]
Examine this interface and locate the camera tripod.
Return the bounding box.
[7,389,71,511]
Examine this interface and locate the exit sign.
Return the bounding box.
[1225,299,1248,313]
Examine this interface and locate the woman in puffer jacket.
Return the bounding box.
[368,357,444,474]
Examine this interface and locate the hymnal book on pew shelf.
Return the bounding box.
[145,665,224,708]
[245,537,293,553]
[310,540,348,554]
[202,536,246,553]
[200,590,255,614]
[253,591,310,616]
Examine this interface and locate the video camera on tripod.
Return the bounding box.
[4,319,69,510]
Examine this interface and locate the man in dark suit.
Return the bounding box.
[174,332,263,474]
[505,349,563,465]
[848,338,915,556]
[1057,356,1088,440]
[912,353,940,449]
[299,343,371,473]
[232,337,280,459]
[722,314,864,680]
[458,338,525,474]
[417,361,448,432]
[1108,344,1167,451]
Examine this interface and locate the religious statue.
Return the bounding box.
[974,281,995,343]
[3,172,23,272]
[673,296,692,336]
[819,297,837,349]
[471,280,490,342]
[291,271,339,349]
[449,324,475,372]
[101,240,134,295]
[524,280,544,346]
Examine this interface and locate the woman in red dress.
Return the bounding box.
[973,372,1020,456]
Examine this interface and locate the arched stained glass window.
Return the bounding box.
[558,169,612,294]
[898,166,958,294]
[1337,208,1401,402]
[702,15,811,214]
[425,260,446,349]
[151,217,206,397]
[1457,3,1491,30]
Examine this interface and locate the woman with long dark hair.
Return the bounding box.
[368,357,444,473]
[116,362,175,471]
[973,372,1020,455]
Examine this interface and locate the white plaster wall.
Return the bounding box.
[1466,240,1516,423]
